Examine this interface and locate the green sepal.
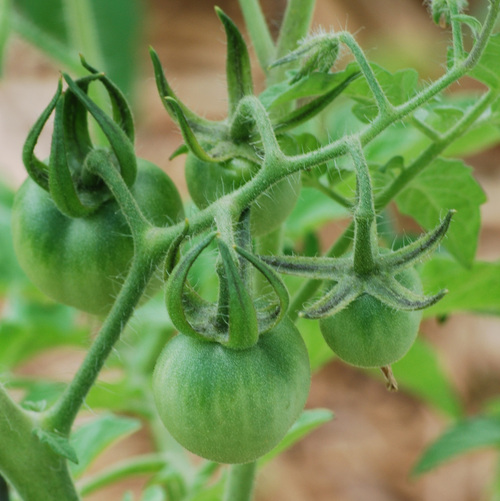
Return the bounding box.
[22,79,63,191]
[62,75,94,174]
[32,428,79,465]
[379,210,455,273]
[259,253,351,280]
[62,73,137,188]
[48,96,99,218]
[234,244,291,333]
[365,275,447,311]
[215,7,254,117]
[163,97,219,163]
[169,144,189,160]
[149,46,223,136]
[80,55,135,142]
[164,219,190,281]
[217,239,259,350]
[165,232,220,341]
[301,279,361,319]
[273,71,360,133]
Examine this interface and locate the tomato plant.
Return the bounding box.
[12,158,184,315]
[1,0,500,499]
[153,318,310,464]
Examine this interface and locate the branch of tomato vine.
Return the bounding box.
[289,89,498,318]
[33,0,500,450]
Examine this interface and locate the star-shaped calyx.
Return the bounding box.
[259,139,453,320]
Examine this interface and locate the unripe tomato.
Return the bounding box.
[184,153,301,236]
[152,318,311,464]
[12,158,184,315]
[319,268,423,368]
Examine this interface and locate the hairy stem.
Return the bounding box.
[44,251,159,435]
[223,462,257,501]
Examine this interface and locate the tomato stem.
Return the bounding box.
[223,462,257,501]
[44,251,159,435]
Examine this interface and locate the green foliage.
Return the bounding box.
[70,414,142,478]
[421,257,500,316]
[396,158,486,267]
[414,415,500,475]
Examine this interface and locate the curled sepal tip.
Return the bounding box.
[165,231,220,341]
[164,219,190,281]
[163,97,219,163]
[48,97,100,218]
[380,210,455,273]
[22,78,63,191]
[234,244,290,333]
[62,73,137,188]
[78,55,135,142]
[365,275,448,311]
[300,280,362,319]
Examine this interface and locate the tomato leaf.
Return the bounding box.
[33,428,79,464]
[260,408,334,464]
[470,32,500,90]
[260,64,359,109]
[413,415,500,475]
[396,158,486,268]
[420,256,500,317]
[392,338,462,417]
[345,64,419,122]
[69,414,141,478]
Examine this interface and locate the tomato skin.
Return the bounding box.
[185,153,301,236]
[12,158,184,315]
[319,268,423,368]
[152,318,311,464]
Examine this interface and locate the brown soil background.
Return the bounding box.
[1,1,500,500]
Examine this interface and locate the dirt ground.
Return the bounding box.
[1,1,500,500]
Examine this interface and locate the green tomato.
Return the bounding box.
[12,158,184,316]
[319,268,423,368]
[185,153,301,236]
[152,318,311,464]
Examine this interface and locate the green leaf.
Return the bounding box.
[20,380,65,411]
[260,409,334,464]
[259,64,359,109]
[0,289,89,369]
[420,256,500,317]
[70,414,142,478]
[470,32,500,90]
[413,415,500,475]
[345,64,419,122]
[396,158,486,267]
[285,187,349,239]
[33,428,79,464]
[392,338,462,417]
[13,0,67,43]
